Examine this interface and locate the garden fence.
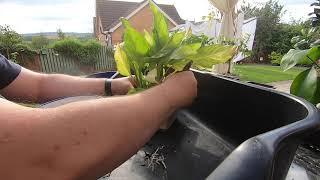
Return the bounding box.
[39,47,116,75]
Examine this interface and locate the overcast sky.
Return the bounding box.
[0,0,314,34]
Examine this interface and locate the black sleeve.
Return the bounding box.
[0,54,22,90]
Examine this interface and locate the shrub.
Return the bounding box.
[31,35,50,50]
[269,51,283,65]
[51,38,102,65]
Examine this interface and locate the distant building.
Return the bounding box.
[94,0,185,45]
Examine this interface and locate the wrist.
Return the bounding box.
[104,79,113,96]
[157,83,181,110]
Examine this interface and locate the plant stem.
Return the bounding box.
[306,55,320,69]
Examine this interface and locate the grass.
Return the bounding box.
[233,64,306,84]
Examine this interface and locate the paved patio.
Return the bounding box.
[268,80,292,93]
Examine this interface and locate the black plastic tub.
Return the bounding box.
[41,70,320,180]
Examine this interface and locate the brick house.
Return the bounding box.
[94,0,185,45]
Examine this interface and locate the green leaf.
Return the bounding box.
[187,44,237,68]
[310,78,320,105]
[306,46,320,62]
[121,18,149,57]
[171,59,191,71]
[114,44,131,76]
[148,31,186,60]
[149,0,169,49]
[128,88,146,95]
[308,27,317,38]
[144,30,155,52]
[169,43,201,60]
[166,31,186,49]
[145,68,158,83]
[291,36,301,44]
[290,67,318,102]
[281,49,309,71]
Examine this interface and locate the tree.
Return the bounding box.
[31,35,49,50]
[0,25,23,59]
[57,28,66,40]
[241,0,284,62]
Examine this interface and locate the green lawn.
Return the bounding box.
[233,64,306,84]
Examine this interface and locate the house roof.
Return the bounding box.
[96,0,185,32]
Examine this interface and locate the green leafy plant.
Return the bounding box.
[291,27,320,50]
[0,25,37,64]
[280,0,320,107]
[114,0,237,93]
[31,35,50,50]
[281,43,320,105]
[269,51,283,65]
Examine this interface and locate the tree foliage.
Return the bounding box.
[51,38,103,65]
[0,25,36,63]
[57,28,66,40]
[0,25,23,59]
[241,0,308,62]
[31,35,50,50]
[280,0,320,106]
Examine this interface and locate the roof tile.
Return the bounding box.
[96,0,185,31]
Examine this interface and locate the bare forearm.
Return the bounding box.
[0,69,106,103]
[39,74,105,102]
[0,84,174,179]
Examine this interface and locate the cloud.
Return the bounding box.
[0,0,315,33]
[0,0,94,33]
[282,3,313,22]
[0,0,77,5]
[285,0,313,5]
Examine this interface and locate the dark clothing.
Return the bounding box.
[0,54,21,90]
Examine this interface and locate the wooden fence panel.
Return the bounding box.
[39,47,116,75]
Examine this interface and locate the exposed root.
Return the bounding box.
[145,146,167,171]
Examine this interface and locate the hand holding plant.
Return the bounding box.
[114,0,237,94]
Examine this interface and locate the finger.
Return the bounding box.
[129,76,137,88]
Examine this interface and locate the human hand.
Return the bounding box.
[111,77,135,95]
[161,71,197,109]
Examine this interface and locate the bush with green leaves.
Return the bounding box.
[269,51,283,65]
[115,0,237,93]
[280,0,320,107]
[51,38,102,65]
[0,25,37,63]
[241,0,311,62]
[31,35,50,50]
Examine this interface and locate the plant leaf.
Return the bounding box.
[145,68,158,83]
[187,44,237,68]
[149,0,169,49]
[291,36,301,44]
[166,31,186,49]
[144,30,155,49]
[281,49,309,71]
[171,59,191,71]
[148,31,186,60]
[128,88,146,95]
[311,78,320,105]
[169,43,201,60]
[290,67,318,102]
[121,18,149,58]
[114,44,131,76]
[306,46,320,62]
